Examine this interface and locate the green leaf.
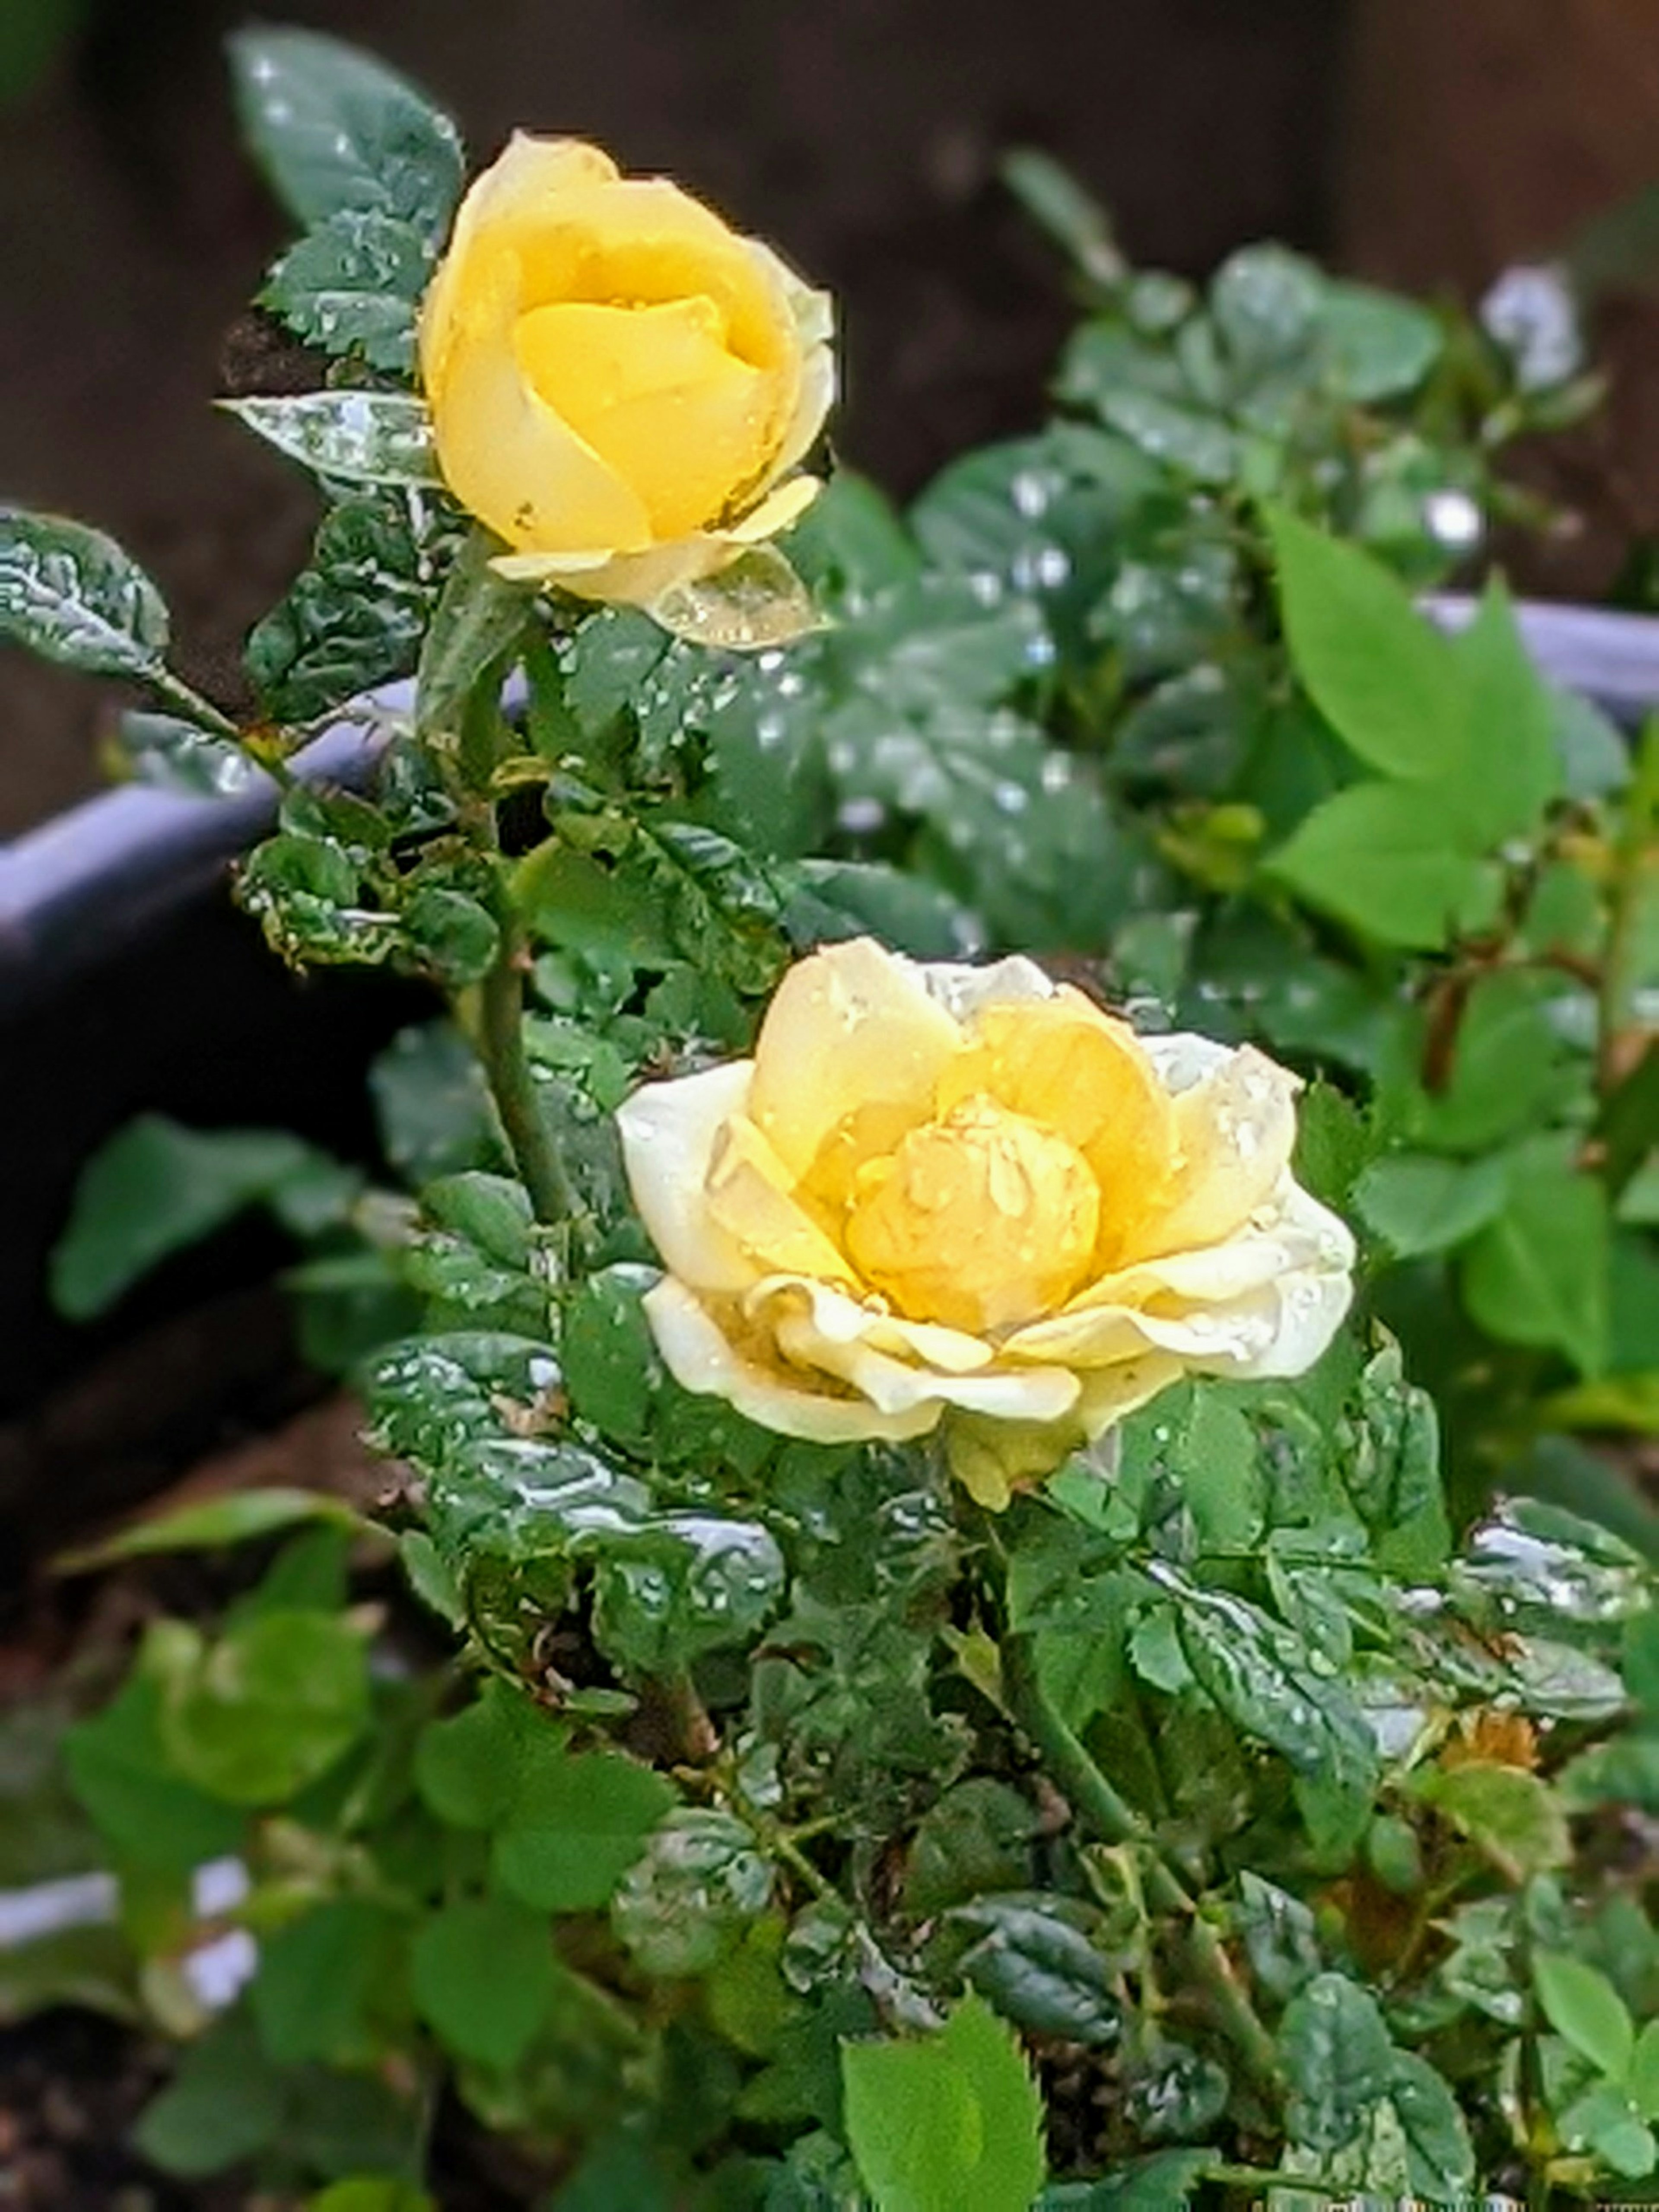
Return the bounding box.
[411,1894,558,2068]
[1445,576,1562,841]
[512,844,677,968]
[903,1782,1037,1918]
[1628,2019,1659,2120]
[953,1897,1120,2047]
[1535,1951,1636,2079]
[1167,1385,1264,1552]
[228,26,463,238]
[611,1808,772,1978]
[414,1678,566,1830]
[1233,1872,1321,2003]
[222,393,442,489]
[1038,2148,1212,2211]
[1386,2052,1476,2200]
[64,1675,245,1874]
[51,1116,359,1320]
[0,509,168,680]
[491,1748,676,1912]
[308,2183,435,2212]
[1268,780,1490,950]
[1292,1081,1375,1215]
[1280,1973,1395,2154]
[562,1266,665,1446]
[371,1020,499,1182]
[247,489,457,725]
[263,209,430,373]
[119,710,258,796]
[153,1608,370,1806]
[1463,1146,1611,1376]
[591,1512,788,1676]
[1343,1343,1450,1577]
[1165,1572,1378,1805]
[842,1994,1047,2212]
[1561,2083,1657,2178]
[416,528,535,746]
[134,2012,285,2177]
[1416,1764,1571,1881]
[1354,1151,1509,1258]
[1402,972,1580,1157]
[1097,390,1237,484]
[1319,282,1442,401]
[254,1897,400,2065]
[1000,149,1123,289]
[1265,505,1462,781]
[56,1486,362,1573]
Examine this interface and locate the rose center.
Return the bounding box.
[842,1093,1100,1335]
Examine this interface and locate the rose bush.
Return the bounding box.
[618,936,1354,1503]
[418,133,834,614]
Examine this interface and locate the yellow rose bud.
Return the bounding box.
[617,938,1356,1508]
[418,135,834,625]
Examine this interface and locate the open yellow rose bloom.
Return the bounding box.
[617,938,1356,1506]
[419,135,833,620]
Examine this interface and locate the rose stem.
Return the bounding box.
[1002,1631,1280,2090]
[477,920,577,1227]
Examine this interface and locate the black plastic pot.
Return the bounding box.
[0,601,1653,1562]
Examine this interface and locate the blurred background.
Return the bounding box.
[4,0,1659,833]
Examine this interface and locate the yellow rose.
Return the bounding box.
[418,135,833,623]
[617,938,1356,1508]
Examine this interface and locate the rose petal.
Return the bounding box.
[642,1277,938,1445]
[918,953,1056,1023]
[704,1116,859,1285]
[616,1060,758,1293]
[747,938,962,1182]
[1126,1039,1300,1259]
[419,134,620,395]
[423,245,652,555]
[749,1272,995,1374]
[514,295,781,539]
[766,1287,1080,1422]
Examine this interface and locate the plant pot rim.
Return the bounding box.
[0,594,1653,1014]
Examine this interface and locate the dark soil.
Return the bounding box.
[0,0,1347,835]
[0,2012,238,2212]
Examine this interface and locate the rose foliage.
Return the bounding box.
[3,27,1658,2211]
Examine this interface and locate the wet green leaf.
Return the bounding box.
[953,1896,1120,2046]
[1281,1973,1395,2154]
[263,208,430,373]
[0,509,168,680]
[229,25,463,238]
[223,392,442,489]
[611,1809,772,1978]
